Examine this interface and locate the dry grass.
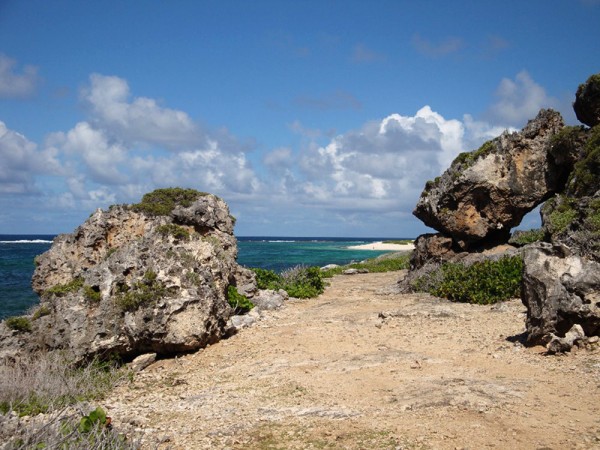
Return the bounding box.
[0,352,139,449]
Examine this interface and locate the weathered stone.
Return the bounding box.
[343,268,369,275]
[573,73,600,127]
[251,289,289,311]
[547,324,585,354]
[413,109,565,248]
[1,191,256,363]
[129,353,157,372]
[409,233,457,269]
[521,243,600,346]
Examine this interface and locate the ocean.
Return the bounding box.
[0,235,406,320]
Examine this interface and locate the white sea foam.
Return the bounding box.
[0,240,53,244]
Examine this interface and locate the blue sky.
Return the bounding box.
[0,0,598,237]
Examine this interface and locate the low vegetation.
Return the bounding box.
[0,353,136,448]
[509,228,546,246]
[227,285,254,314]
[321,252,411,278]
[157,223,191,240]
[115,270,166,312]
[132,187,207,216]
[452,139,496,168]
[412,255,524,305]
[251,265,325,298]
[5,316,32,333]
[382,239,413,245]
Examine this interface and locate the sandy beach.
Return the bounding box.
[346,241,415,251]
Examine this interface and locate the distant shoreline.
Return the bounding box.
[346,241,415,251]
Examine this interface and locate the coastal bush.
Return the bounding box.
[451,139,495,168]
[546,196,578,235]
[567,124,600,197]
[509,228,546,246]
[84,285,102,303]
[413,256,524,304]
[115,270,166,312]
[252,268,282,290]
[157,223,191,240]
[227,285,254,314]
[280,266,325,298]
[382,239,414,245]
[132,187,206,216]
[321,253,411,278]
[250,266,325,298]
[4,316,32,333]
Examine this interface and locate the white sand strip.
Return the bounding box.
[346,241,415,251]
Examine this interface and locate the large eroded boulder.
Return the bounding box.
[413,109,565,248]
[1,189,255,362]
[573,73,600,128]
[521,243,600,347]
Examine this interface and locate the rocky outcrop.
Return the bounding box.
[413,109,565,249]
[407,72,600,351]
[0,189,257,363]
[521,243,600,346]
[573,74,600,127]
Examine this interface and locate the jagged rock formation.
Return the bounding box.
[573,73,600,127]
[408,72,600,351]
[521,243,600,346]
[0,189,257,362]
[413,109,565,249]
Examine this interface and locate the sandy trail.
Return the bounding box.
[105,271,600,449]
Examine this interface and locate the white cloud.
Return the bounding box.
[81,73,203,150]
[0,54,40,98]
[487,71,559,127]
[0,121,60,194]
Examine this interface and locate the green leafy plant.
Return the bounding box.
[5,316,32,332]
[132,187,207,216]
[45,277,84,297]
[547,197,578,234]
[413,255,523,305]
[250,265,325,298]
[252,267,282,290]
[227,285,254,314]
[115,270,166,312]
[157,223,191,240]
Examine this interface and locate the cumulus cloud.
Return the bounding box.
[0,121,60,195]
[80,74,204,150]
[0,54,40,98]
[487,71,559,127]
[283,106,474,215]
[412,33,464,58]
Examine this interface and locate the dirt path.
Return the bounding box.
[105,271,600,449]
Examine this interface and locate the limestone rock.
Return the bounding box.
[573,73,600,127]
[547,324,585,354]
[521,243,600,346]
[130,353,157,372]
[409,233,457,269]
[2,190,256,363]
[251,289,289,311]
[413,109,565,248]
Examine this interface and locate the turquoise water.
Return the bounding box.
[0,235,407,319]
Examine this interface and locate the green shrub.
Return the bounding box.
[115,270,166,312]
[451,140,495,168]
[510,228,546,245]
[227,285,254,314]
[250,265,325,298]
[568,124,600,197]
[547,198,578,234]
[5,316,32,332]
[252,268,282,290]
[157,223,191,240]
[132,187,206,216]
[280,266,325,298]
[45,277,84,297]
[31,304,51,320]
[413,255,524,305]
[321,253,411,278]
[382,239,414,245]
